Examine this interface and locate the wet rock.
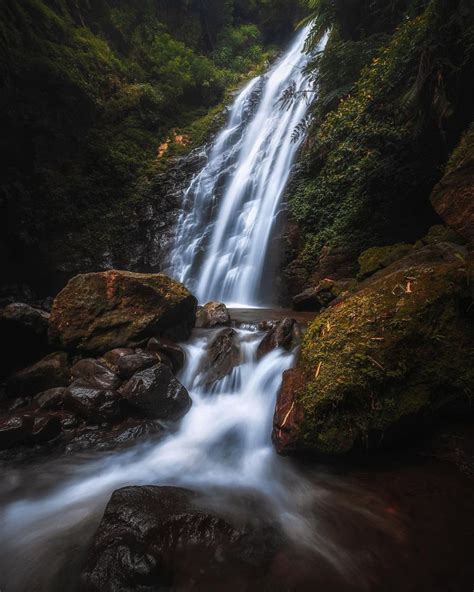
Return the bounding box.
[81,486,279,592]
[64,381,122,423]
[195,301,231,328]
[147,337,185,373]
[273,251,474,456]
[115,351,158,379]
[431,127,474,241]
[71,359,122,390]
[48,270,197,354]
[120,364,191,421]
[6,352,70,398]
[0,302,50,378]
[102,348,135,371]
[60,413,82,430]
[30,414,61,444]
[198,328,240,386]
[292,279,354,311]
[257,319,297,359]
[0,415,31,449]
[35,387,67,410]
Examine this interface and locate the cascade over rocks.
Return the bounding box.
[48,270,197,354]
[273,245,474,456]
[81,486,280,592]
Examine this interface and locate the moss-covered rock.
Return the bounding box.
[49,271,197,354]
[357,243,413,279]
[431,126,474,241]
[273,246,474,456]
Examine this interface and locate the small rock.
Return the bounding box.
[35,387,67,410]
[102,348,135,371]
[147,338,185,373]
[64,381,122,423]
[120,364,191,421]
[198,328,240,386]
[71,359,122,390]
[195,301,231,328]
[0,415,31,449]
[6,352,70,398]
[116,351,158,379]
[257,319,297,359]
[30,414,62,444]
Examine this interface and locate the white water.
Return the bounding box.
[0,28,395,591]
[168,25,318,307]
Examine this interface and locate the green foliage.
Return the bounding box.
[289,0,474,274]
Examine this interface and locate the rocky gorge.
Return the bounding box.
[1,0,474,590]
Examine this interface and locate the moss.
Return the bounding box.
[415,224,466,248]
[294,256,473,455]
[445,125,474,175]
[358,243,413,279]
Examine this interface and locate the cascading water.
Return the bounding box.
[0,27,398,592]
[167,25,317,307]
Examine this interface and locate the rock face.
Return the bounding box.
[0,302,50,378]
[81,486,279,592]
[198,328,240,386]
[431,128,474,241]
[292,279,353,311]
[195,301,231,328]
[273,246,474,456]
[6,352,70,398]
[48,270,197,354]
[120,364,191,421]
[257,318,297,359]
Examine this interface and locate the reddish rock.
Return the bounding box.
[272,368,306,454]
[195,301,231,328]
[71,359,122,390]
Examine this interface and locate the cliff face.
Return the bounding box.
[282,0,474,299]
[0,0,304,296]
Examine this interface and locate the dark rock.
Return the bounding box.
[64,381,122,423]
[35,387,67,410]
[195,301,231,328]
[120,364,191,421]
[147,337,185,373]
[116,351,159,379]
[257,319,297,359]
[292,279,354,311]
[0,415,31,449]
[48,270,197,354]
[198,328,240,386]
[102,348,135,371]
[71,359,122,390]
[30,414,61,444]
[6,352,70,398]
[60,413,82,430]
[81,486,279,592]
[0,302,50,378]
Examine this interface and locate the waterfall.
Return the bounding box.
[168,25,319,307]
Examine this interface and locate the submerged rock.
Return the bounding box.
[195,301,231,328]
[6,352,70,398]
[120,364,191,421]
[198,328,240,386]
[81,486,279,592]
[48,270,197,354]
[273,249,474,456]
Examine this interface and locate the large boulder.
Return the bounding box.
[6,352,70,398]
[273,248,474,456]
[119,364,191,421]
[431,127,474,241]
[48,271,197,354]
[0,303,50,378]
[81,486,279,592]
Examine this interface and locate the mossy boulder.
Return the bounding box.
[431,127,474,242]
[273,247,474,456]
[357,243,413,280]
[49,271,197,354]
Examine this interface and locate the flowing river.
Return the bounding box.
[2,24,470,592]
